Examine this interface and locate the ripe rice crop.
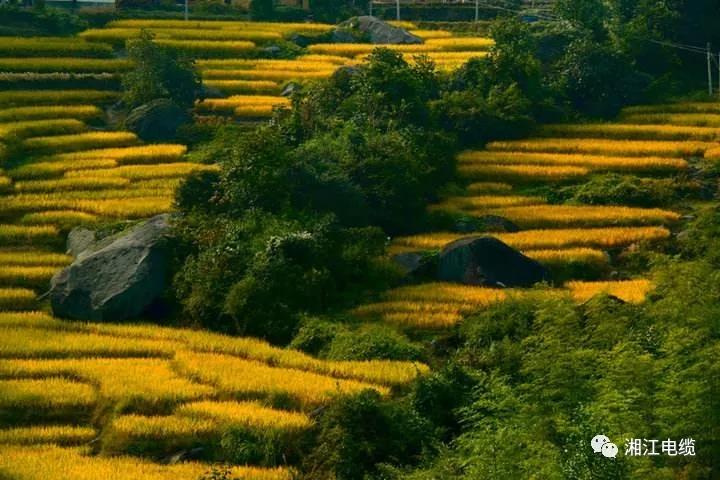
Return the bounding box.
[408,29,453,39]
[110,18,333,33]
[0,225,58,245]
[487,138,713,157]
[0,266,56,288]
[0,90,119,108]
[22,131,138,154]
[566,279,653,304]
[154,39,255,57]
[233,105,275,117]
[619,112,720,127]
[101,415,217,455]
[621,102,720,115]
[0,311,58,328]
[0,105,102,123]
[387,20,418,29]
[307,43,456,57]
[296,54,350,64]
[424,37,495,50]
[705,146,720,160]
[459,163,589,182]
[15,177,130,192]
[539,123,720,141]
[0,37,112,57]
[198,58,342,70]
[201,68,334,81]
[20,211,99,228]
[466,182,513,194]
[81,27,280,44]
[174,351,390,408]
[391,226,671,252]
[524,248,608,267]
[430,194,545,212]
[490,205,680,228]
[196,95,290,114]
[0,288,36,310]
[9,159,119,179]
[203,79,279,94]
[0,445,293,480]
[0,250,71,267]
[0,378,95,410]
[0,357,213,412]
[0,58,131,73]
[0,174,10,190]
[458,151,688,172]
[0,328,176,359]
[177,400,312,431]
[65,163,219,180]
[44,144,187,165]
[0,425,96,445]
[0,119,87,140]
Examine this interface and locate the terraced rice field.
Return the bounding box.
[0,21,462,477]
[0,19,710,477]
[357,101,720,329]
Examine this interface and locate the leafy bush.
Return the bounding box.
[326,324,422,361]
[289,316,340,356]
[0,5,87,36]
[304,390,434,480]
[121,30,201,109]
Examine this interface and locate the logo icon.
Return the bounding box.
[592,434,618,458]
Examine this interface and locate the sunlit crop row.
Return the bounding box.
[408,29,453,39]
[0,58,131,73]
[621,102,720,115]
[9,159,119,179]
[177,400,312,431]
[0,225,58,245]
[19,211,99,228]
[173,351,390,408]
[0,266,56,288]
[0,105,102,122]
[0,37,113,57]
[459,163,589,182]
[202,68,334,81]
[0,119,86,140]
[109,18,333,34]
[0,250,71,267]
[198,58,343,71]
[0,425,96,446]
[80,27,281,44]
[566,279,653,304]
[458,150,688,172]
[64,163,219,181]
[0,90,119,108]
[22,131,138,154]
[490,205,679,228]
[203,79,279,94]
[619,112,720,127]
[42,144,187,165]
[430,194,545,212]
[308,38,493,57]
[0,195,173,218]
[0,445,293,480]
[14,176,130,192]
[524,248,608,267]
[391,226,671,252]
[0,357,212,412]
[0,378,96,411]
[154,39,255,57]
[465,182,513,194]
[487,138,713,157]
[539,123,720,141]
[196,95,290,114]
[0,288,36,311]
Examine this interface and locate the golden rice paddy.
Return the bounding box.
[539,123,720,141]
[0,90,118,108]
[487,138,713,157]
[22,131,139,154]
[566,279,653,304]
[459,163,590,181]
[0,426,96,446]
[0,105,102,122]
[0,58,131,73]
[458,151,688,172]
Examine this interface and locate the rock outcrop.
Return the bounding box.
[50,214,173,321]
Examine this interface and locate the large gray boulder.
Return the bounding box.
[437,236,549,287]
[336,16,422,44]
[125,99,189,142]
[50,214,173,322]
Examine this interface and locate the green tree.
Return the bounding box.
[121,30,200,109]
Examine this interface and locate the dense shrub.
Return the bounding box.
[121,30,201,109]
[304,390,434,480]
[326,324,422,361]
[0,5,86,36]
